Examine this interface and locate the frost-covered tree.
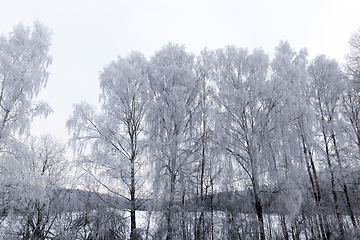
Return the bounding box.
[193,48,219,240]
[269,41,308,240]
[147,43,200,240]
[0,20,53,230]
[216,46,276,240]
[67,51,148,240]
[343,28,360,230]
[308,55,346,237]
[1,135,69,239]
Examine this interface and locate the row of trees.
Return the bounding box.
[1,21,360,240]
[67,29,360,240]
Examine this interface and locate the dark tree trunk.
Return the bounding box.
[166,171,176,240]
[252,178,265,240]
[129,132,137,240]
[300,129,327,240]
[332,133,358,230]
[322,130,344,238]
[281,214,289,240]
[130,164,137,240]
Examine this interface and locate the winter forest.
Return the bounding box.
[2,21,360,240]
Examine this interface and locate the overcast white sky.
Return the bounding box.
[1,0,360,142]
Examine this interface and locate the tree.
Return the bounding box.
[0,20,53,228]
[269,41,309,240]
[1,135,69,240]
[309,55,352,236]
[341,28,360,231]
[67,51,148,240]
[216,46,276,240]
[147,43,200,240]
[194,48,218,240]
[308,55,346,237]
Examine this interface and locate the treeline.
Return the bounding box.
[1,21,360,240]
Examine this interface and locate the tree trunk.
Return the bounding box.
[195,120,206,240]
[252,174,265,240]
[322,130,344,237]
[332,133,358,230]
[254,191,265,240]
[166,170,176,240]
[250,142,265,240]
[343,183,357,229]
[130,169,136,240]
[300,129,327,240]
[130,137,137,240]
[210,178,214,240]
[181,188,186,240]
[281,214,289,240]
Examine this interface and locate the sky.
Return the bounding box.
[1,0,360,143]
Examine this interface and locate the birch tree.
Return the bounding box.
[1,135,69,239]
[216,46,277,240]
[67,51,148,240]
[343,28,360,230]
[308,55,346,237]
[269,41,308,240]
[194,48,219,240]
[0,20,53,226]
[147,43,200,240]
